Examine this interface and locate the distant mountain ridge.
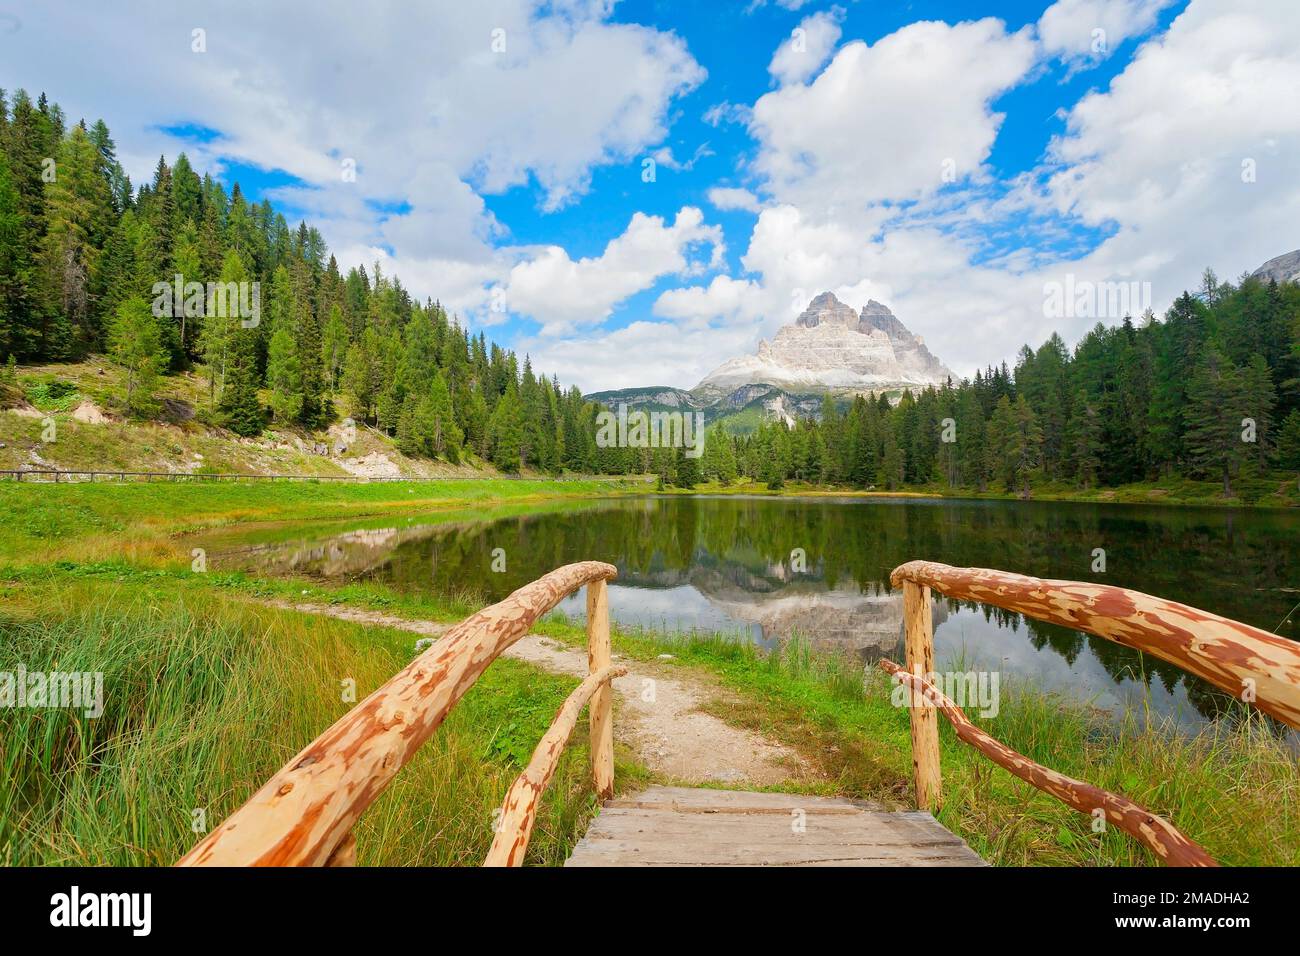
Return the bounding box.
[693,292,954,399]
[584,382,824,434]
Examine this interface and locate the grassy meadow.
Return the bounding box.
[1,477,1297,867]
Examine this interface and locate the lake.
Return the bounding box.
[196,494,1300,731]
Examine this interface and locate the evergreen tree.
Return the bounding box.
[1183,348,1245,495]
[219,331,264,437]
[676,447,700,489]
[426,372,462,461]
[108,295,162,415]
[40,123,112,354]
[1275,410,1300,473]
[293,265,325,426]
[488,387,524,472]
[321,303,348,390]
[265,325,302,423]
[1066,390,1104,488]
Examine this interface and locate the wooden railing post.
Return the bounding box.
[586,579,614,800]
[902,580,941,812]
[484,664,628,866]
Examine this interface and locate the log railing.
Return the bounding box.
[886,560,1300,867]
[176,561,619,867]
[484,663,627,866]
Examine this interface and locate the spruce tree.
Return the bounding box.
[108,295,162,415]
[293,267,325,427]
[219,332,264,437]
[265,326,302,423]
[488,387,524,472]
[1183,348,1244,496]
[1067,390,1103,488]
[676,447,700,489]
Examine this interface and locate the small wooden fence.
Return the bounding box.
[176,561,619,867]
[885,560,1300,867]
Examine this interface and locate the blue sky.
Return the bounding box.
[3,0,1296,390]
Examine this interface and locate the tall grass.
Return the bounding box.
[0,581,612,866]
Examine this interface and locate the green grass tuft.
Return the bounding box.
[0,580,626,866]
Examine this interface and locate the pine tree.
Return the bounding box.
[1183,348,1245,496]
[219,330,265,437]
[293,265,325,427]
[108,295,163,415]
[321,303,348,390]
[3,91,50,358]
[427,372,462,461]
[197,249,245,406]
[1067,390,1104,488]
[676,447,700,489]
[955,388,987,490]
[341,334,379,422]
[1275,410,1300,473]
[395,394,422,457]
[169,222,201,363]
[969,394,1043,496]
[40,123,113,354]
[488,387,524,472]
[1240,353,1276,469]
[265,326,302,423]
[0,149,22,359]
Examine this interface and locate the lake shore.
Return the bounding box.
[1,470,1296,569]
[655,474,1300,510]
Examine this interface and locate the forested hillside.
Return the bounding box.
[0,88,602,473]
[690,274,1300,497]
[2,87,1298,496]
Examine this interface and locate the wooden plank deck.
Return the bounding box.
[565,785,986,867]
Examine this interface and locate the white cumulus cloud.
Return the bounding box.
[1038,0,1174,66]
[768,10,843,86]
[707,187,762,212]
[750,18,1038,210]
[503,207,724,335]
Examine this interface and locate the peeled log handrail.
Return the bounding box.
[177,560,617,867]
[484,663,628,867]
[891,561,1300,730]
[880,660,1218,867]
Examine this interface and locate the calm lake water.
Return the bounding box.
[196,495,1300,731]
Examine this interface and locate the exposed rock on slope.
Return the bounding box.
[1251,249,1300,285]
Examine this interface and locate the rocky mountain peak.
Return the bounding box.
[693,290,954,398]
[857,298,911,340]
[795,291,859,329]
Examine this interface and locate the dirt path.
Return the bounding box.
[271,601,814,787]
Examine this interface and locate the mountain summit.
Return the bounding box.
[693,292,954,398]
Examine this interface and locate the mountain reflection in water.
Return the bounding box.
[197,495,1299,732]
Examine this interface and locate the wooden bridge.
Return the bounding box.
[176,560,1300,868]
